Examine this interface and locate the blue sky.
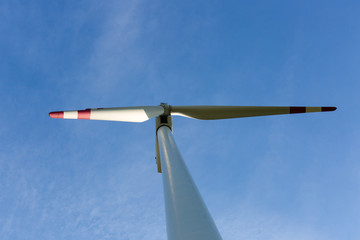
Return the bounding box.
[0,0,359,239]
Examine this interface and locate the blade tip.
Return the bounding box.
[49,111,64,118]
[321,106,337,112]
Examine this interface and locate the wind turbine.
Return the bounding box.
[49,103,336,240]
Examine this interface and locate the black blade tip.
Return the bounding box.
[321,106,337,112]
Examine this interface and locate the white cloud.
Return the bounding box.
[216,204,329,240]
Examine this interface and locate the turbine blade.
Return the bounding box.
[49,106,164,122]
[171,106,337,120]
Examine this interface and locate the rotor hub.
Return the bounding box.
[160,102,171,116]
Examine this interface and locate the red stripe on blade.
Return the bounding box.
[49,111,64,118]
[78,109,91,119]
[321,107,337,112]
[290,107,306,114]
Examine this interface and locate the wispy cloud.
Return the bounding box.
[216,203,329,240]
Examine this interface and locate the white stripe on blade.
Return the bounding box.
[64,111,78,119]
